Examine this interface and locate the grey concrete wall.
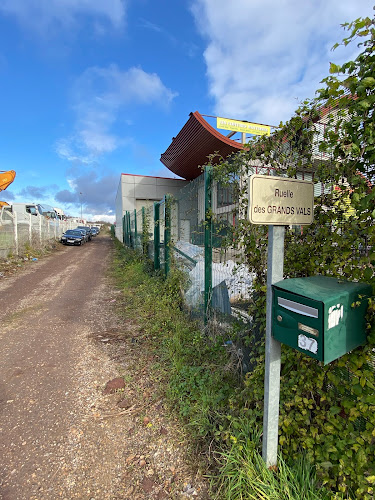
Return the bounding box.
[115,178,124,241]
[115,173,188,243]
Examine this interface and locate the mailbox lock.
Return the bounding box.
[277,315,282,322]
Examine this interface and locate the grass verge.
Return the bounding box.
[110,240,331,500]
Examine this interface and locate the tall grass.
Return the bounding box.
[213,417,328,500]
[111,240,333,500]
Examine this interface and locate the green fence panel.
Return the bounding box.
[204,167,213,322]
[154,201,160,270]
[125,211,129,247]
[122,214,126,245]
[129,211,132,247]
[129,212,132,247]
[164,194,171,276]
[134,208,137,248]
[141,207,146,254]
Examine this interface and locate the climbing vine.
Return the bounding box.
[141,207,151,255]
[209,15,375,498]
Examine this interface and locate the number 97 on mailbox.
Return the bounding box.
[272,276,372,365]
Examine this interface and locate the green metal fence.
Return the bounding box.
[122,170,253,328]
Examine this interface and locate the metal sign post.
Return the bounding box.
[262,225,284,466]
[247,174,314,467]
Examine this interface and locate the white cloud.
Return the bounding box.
[57,65,178,163]
[55,170,118,217]
[0,0,126,33]
[79,129,119,156]
[67,178,77,190]
[86,213,116,223]
[55,137,96,164]
[191,0,374,125]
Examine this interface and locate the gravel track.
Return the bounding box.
[0,235,209,499]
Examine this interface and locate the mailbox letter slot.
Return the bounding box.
[277,297,319,318]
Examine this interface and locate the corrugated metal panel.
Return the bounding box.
[160,111,243,180]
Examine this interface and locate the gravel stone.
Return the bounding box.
[0,234,210,499]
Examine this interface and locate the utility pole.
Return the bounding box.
[79,192,83,221]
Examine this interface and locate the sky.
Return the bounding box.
[0,0,373,222]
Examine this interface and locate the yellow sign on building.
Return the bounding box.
[217,117,271,136]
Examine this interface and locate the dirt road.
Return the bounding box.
[0,235,209,500]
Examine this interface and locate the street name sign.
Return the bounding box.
[249,175,314,225]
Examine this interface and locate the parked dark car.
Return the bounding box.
[90,227,99,236]
[74,228,89,242]
[76,226,92,241]
[61,229,86,246]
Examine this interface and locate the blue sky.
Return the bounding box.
[0,0,373,222]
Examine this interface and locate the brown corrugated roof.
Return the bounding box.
[160,111,243,180]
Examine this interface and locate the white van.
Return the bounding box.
[0,203,42,225]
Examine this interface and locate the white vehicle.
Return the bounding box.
[53,207,66,220]
[0,203,42,225]
[37,204,58,219]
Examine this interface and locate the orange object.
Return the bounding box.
[0,170,16,206]
[0,170,16,192]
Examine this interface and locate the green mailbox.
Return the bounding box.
[272,276,372,364]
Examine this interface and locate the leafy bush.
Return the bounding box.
[207,16,375,499]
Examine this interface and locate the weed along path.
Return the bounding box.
[0,234,209,500]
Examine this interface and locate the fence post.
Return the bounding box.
[142,207,146,255]
[204,167,213,322]
[127,211,131,246]
[14,211,18,256]
[125,212,129,246]
[129,211,133,248]
[29,214,32,244]
[134,208,137,249]
[164,195,171,276]
[154,202,160,270]
[122,212,126,245]
[127,211,132,247]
